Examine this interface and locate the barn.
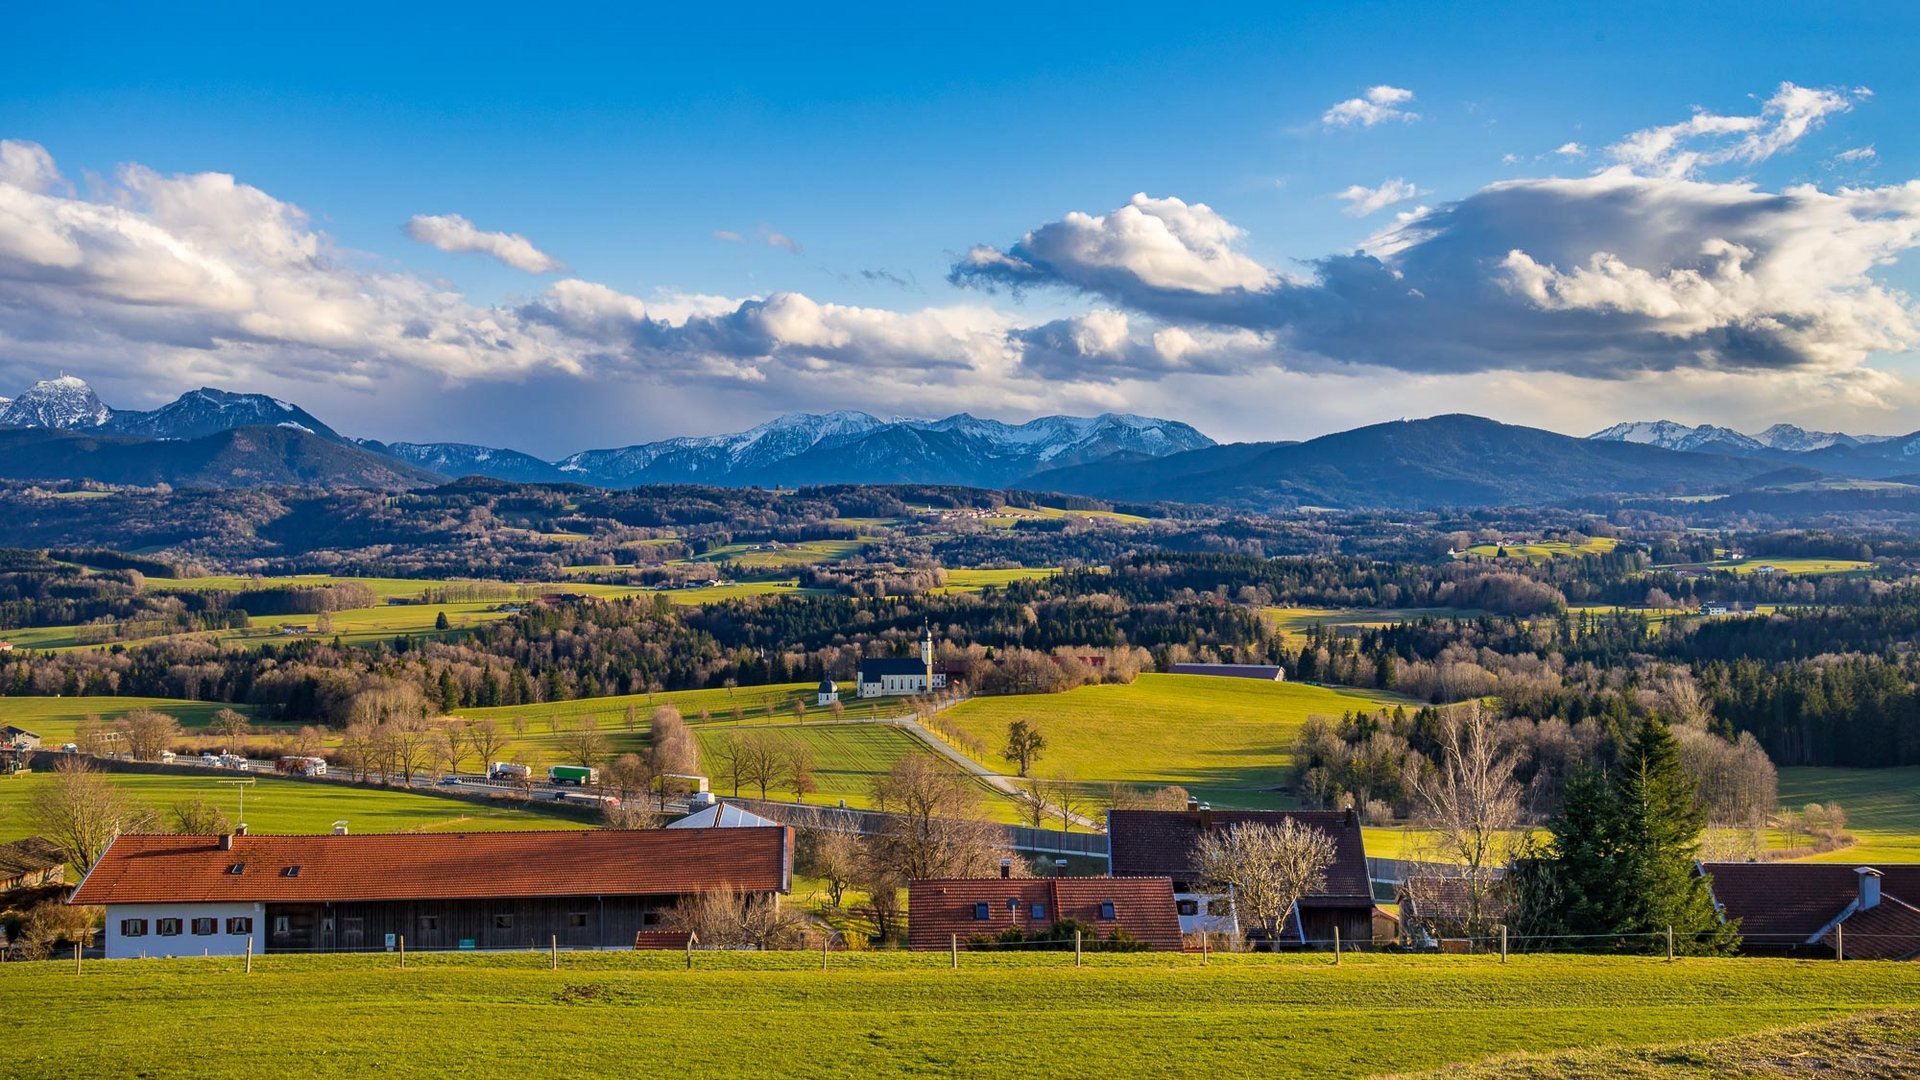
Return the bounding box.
[70,826,791,959]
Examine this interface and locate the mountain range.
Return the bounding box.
[7,376,1920,510]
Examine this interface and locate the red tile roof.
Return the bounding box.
[632,930,697,950]
[1703,863,1920,948]
[1820,896,1920,961]
[1107,808,1372,906]
[70,828,791,906]
[907,877,1184,952]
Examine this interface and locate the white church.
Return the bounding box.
[854,626,948,698]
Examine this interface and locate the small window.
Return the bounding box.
[227,917,253,935]
[121,918,147,937]
[1099,901,1117,920]
[191,918,217,936]
[972,902,991,920]
[1030,904,1046,919]
[272,916,290,935]
[493,914,514,930]
[1176,899,1199,916]
[418,915,440,932]
[226,862,246,875]
[283,865,302,878]
[568,912,589,928]
[158,918,183,936]
[642,911,661,927]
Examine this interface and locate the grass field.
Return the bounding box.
[944,674,1414,807]
[688,722,1025,821]
[934,567,1060,593]
[1779,766,1920,863]
[689,539,872,567]
[0,770,580,844]
[1265,606,1489,646]
[0,696,260,741]
[1464,538,1619,561]
[5,953,1918,1079]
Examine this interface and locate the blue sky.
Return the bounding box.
[3,2,1918,453]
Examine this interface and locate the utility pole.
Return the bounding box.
[217,778,255,828]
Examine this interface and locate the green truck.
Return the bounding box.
[548,765,599,785]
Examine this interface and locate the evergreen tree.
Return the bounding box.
[1508,718,1738,954]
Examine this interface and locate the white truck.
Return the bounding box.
[488,761,533,782]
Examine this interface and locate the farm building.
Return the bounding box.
[1107,806,1373,946]
[70,827,792,959]
[907,877,1184,951]
[0,725,40,749]
[0,836,67,894]
[1397,874,1509,941]
[666,801,781,830]
[1166,663,1285,681]
[817,676,839,706]
[1702,862,1920,960]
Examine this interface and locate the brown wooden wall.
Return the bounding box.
[262,894,760,952]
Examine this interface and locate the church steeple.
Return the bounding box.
[921,621,934,689]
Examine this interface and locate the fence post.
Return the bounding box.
[246,938,253,974]
[1499,924,1507,963]
[1835,923,1844,961]
[551,935,558,971]
[950,934,958,970]
[1666,925,1674,962]
[822,930,829,971]
[1201,931,1209,965]
[1074,930,1082,968]
[1332,925,1340,964]
[74,941,81,975]
[686,933,695,970]
[399,935,406,968]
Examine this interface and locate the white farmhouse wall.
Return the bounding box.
[103,901,263,959]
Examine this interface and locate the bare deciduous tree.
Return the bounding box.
[1002,719,1046,777]
[117,709,181,761]
[208,708,251,753]
[1413,703,1524,936]
[867,756,1007,881]
[467,719,510,773]
[1195,819,1337,945]
[649,706,699,808]
[558,716,610,769]
[667,886,812,950]
[32,757,158,870]
[169,797,231,835]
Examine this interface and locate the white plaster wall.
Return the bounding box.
[104,902,263,959]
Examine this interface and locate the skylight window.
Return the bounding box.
[226,862,245,875]
[283,865,302,878]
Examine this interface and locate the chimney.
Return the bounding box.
[235,823,248,837]
[332,821,349,835]
[1187,797,1200,812]
[218,833,233,851]
[1198,804,1213,831]
[1857,867,1882,911]
[999,858,1012,880]
[1344,803,1359,828]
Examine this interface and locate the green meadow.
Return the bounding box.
[1464,537,1619,561]
[0,769,579,845]
[1779,766,1920,863]
[4,953,1918,1079]
[0,696,260,741]
[943,673,1413,807]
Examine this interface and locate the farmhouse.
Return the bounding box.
[1167,663,1286,681]
[1398,874,1509,941]
[70,826,792,959]
[907,877,1184,951]
[1107,805,1373,946]
[1703,862,1920,959]
[0,836,67,894]
[856,626,947,698]
[0,725,40,749]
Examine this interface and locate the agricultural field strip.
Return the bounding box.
[5,955,1919,1079]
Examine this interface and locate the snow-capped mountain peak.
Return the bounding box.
[0,376,112,429]
[1590,419,1895,455]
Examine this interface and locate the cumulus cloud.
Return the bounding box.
[1336,178,1419,217]
[1608,82,1864,178]
[405,213,564,273]
[1322,86,1418,128]
[0,139,62,193]
[1554,142,1587,157]
[955,171,1920,391]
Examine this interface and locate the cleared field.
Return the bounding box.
[1465,538,1619,561]
[944,674,1414,808]
[689,722,1022,820]
[660,581,825,605]
[0,770,580,844]
[454,682,899,730]
[935,567,1060,593]
[1779,766,1920,863]
[0,696,259,741]
[689,539,872,567]
[1711,556,1876,576]
[4,953,1918,1079]
[1266,606,1488,647]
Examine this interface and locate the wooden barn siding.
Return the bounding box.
[261,895,721,952]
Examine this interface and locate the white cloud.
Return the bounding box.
[1554,142,1586,157]
[1322,85,1419,128]
[1835,146,1877,163]
[953,192,1274,295]
[1335,178,1419,217]
[955,170,1920,394]
[404,213,563,274]
[1501,153,1521,165]
[0,139,62,193]
[1608,82,1864,178]
[712,226,804,255]
[712,229,745,243]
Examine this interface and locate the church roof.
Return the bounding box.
[858,657,928,678]
[818,676,838,692]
